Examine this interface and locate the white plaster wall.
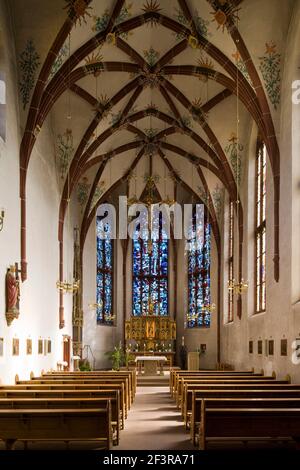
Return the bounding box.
[0,0,73,384]
[220,1,300,381]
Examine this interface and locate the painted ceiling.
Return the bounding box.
[13,0,295,244]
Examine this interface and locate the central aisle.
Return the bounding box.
[115,384,194,450]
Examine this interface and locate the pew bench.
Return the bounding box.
[0,384,127,425]
[0,397,120,445]
[0,405,112,450]
[175,375,276,405]
[174,374,275,401]
[180,380,289,414]
[189,389,300,445]
[0,388,123,431]
[42,371,136,398]
[17,378,131,411]
[191,397,300,446]
[170,370,258,397]
[38,372,135,403]
[199,403,300,450]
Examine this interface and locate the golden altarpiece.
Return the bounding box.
[125,302,176,364]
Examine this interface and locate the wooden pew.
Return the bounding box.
[17,378,131,411]
[0,405,112,450]
[52,370,137,396]
[173,372,265,400]
[15,380,129,412]
[0,384,127,424]
[40,371,136,400]
[199,402,300,450]
[179,379,289,413]
[175,375,276,405]
[170,370,258,396]
[0,397,120,445]
[0,388,124,431]
[191,395,300,446]
[170,369,253,395]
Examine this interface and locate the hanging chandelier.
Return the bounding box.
[56,33,81,296]
[201,302,216,313]
[104,313,116,321]
[56,223,81,294]
[186,303,216,322]
[186,313,198,321]
[228,278,249,295]
[57,279,80,293]
[88,303,115,321]
[227,22,248,297]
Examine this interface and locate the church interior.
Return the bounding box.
[1,0,300,453]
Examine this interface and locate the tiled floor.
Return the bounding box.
[115,385,194,450]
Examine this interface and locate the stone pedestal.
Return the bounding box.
[144,360,157,376]
[135,356,167,376]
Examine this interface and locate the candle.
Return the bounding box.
[182,336,185,346]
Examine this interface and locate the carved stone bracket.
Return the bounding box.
[5,310,19,327]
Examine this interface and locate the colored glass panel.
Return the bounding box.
[188,219,211,328]
[132,213,168,316]
[96,217,114,324]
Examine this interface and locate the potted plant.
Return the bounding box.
[105,341,123,371]
[78,358,91,371]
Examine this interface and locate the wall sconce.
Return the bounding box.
[0,208,4,231]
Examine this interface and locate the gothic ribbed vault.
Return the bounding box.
[14,0,284,326]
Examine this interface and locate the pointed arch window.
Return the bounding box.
[255,140,267,313]
[96,216,114,325]
[187,206,211,328]
[132,212,168,316]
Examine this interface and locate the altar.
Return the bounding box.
[125,315,176,356]
[135,356,167,376]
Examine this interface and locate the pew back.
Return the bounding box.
[0,405,112,450]
[191,396,300,446]
[199,402,300,450]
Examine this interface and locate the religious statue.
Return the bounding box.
[146,319,155,339]
[179,336,187,370]
[148,299,155,315]
[125,322,131,339]
[5,264,20,326]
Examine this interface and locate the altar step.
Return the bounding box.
[137,374,170,387]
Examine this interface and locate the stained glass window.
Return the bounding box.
[255,140,266,313]
[187,210,211,328]
[96,216,114,325]
[227,201,234,323]
[132,212,168,316]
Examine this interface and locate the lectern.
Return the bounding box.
[187,351,200,370]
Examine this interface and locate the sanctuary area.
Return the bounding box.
[0,0,300,453]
